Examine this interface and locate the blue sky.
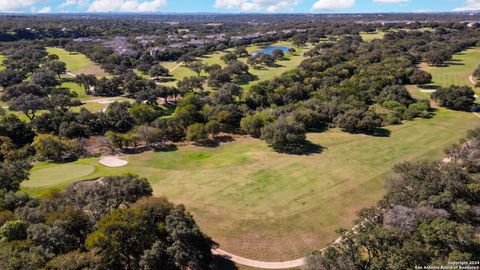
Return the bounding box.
[1,0,479,14]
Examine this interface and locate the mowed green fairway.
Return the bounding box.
[408,47,480,101]
[23,108,480,260]
[25,164,95,188]
[46,47,107,77]
[421,47,480,91]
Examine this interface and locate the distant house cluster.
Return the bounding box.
[103,36,138,57]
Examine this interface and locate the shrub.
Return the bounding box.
[186,123,209,143]
[32,134,82,162]
[0,220,27,242]
[432,86,475,110]
[261,116,306,153]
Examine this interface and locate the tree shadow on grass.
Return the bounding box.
[371,128,391,137]
[446,62,465,66]
[276,141,325,156]
[211,255,238,270]
[341,128,391,138]
[418,84,440,90]
[237,73,259,85]
[152,144,178,152]
[192,135,236,148]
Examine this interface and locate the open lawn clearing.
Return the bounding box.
[420,47,480,97]
[61,81,97,101]
[23,108,480,261]
[71,96,133,113]
[46,47,108,77]
[360,31,386,41]
[25,163,95,188]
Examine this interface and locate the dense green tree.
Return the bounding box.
[128,103,159,125]
[261,115,307,153]
[105,101,135,132]
[93,77,123,97]
[135,125,164,147]
[30,69,59,88]
[44,61,67,79]
[0,220,27,243]
[32,134,81,162]
[75,74,97,94]
[409,69,432,85]
[432,86,475,110]
[105,131,139,152]
[8,94,48,121]
[0,114,35,147]
[0,69,24,88]
[292,33,308,47]
[220,52,237,64]
[86,208,156,270]
[205,120,220,139]
[149,64,170,79]
[271,48,285,59]
[240,111,272,138]
[234,46,249,57]
[186,123,209,144]
[187,61,205,77]
[334,109,382,133]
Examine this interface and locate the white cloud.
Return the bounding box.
[61,0,89,9]
[373,0,409,3]
[312,0,355,10]
[0,0,45,12]
[454,0,480,11]
[214,0,301,12]
[38,6,52,13]
[88,0,167,12]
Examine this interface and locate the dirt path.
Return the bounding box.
[212,249,305,269]
[469,75,477,85]
[83,97,120,104]
[169,63,183,72]
[419,89,437,93]
[66,71,78,77]
[212,235,345,269]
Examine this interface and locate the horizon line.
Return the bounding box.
[1,10,480,16]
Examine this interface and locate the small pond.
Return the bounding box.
[252,46,290,55]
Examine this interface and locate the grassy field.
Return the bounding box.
[60,82,97,101]
[407,47,480,101]
[21,41,480,262]
[23,108,480,260]
[0,55,5,70]
[46,47,107,77]
[420,47,480,92]
[159,41,311,89]
[360,31,386,42]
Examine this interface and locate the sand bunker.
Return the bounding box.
[99,156,128,167]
